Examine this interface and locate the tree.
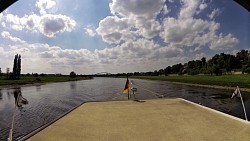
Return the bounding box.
[70,71,76,78]
[17,55,21,79]
[11,54,21,79]
[158,69,164,75]
[6,68,9,79]
[171,63,183,74]
[201,57,206,67]
[164,66,171,75]
[212,64,222,76]
[12,54,18,79]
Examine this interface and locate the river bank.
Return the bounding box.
[0,76,92,89]
[131,75,250,92]
[171,82,250,92]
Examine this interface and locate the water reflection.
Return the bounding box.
[70,81,76,89]
[36,85,41,92]
[0,89,2,100]
[13,88,29,109]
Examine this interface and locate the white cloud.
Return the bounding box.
[36,0,57,15]
[160,0,239,51]
[0,0,76,37]
[39,14,76,37]
[84,25,96,37]
[94,38,183,66]
[179,0,200,19]
[163,4,170,15]
[108,0,165,39]
[0,38,96,74]
[1,13,76,37]
[110,0,164,19]
[210,33,239,50]
[96,16,136,44]
[208,8,221,19]
[1,31,26,43]
[199,3,207,10]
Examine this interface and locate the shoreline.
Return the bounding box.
[0,82,46,89]
[0,76,93,90]
[171,82,250,93]
[1,77,250,93]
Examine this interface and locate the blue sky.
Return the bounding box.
[0,0,249,74]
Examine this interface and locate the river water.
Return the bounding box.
[0,77,250,140]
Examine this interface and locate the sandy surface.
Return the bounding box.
[24,99,250,141]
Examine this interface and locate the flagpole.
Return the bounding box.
[127,76,130,100]
[237,86,248,121]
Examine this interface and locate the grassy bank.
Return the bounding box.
[0,76,92,86]
[131,74,250,89]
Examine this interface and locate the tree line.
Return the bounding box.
[153,50,249,76]
[114,50,250,77]
[0,54,21,79]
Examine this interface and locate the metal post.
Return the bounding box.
[127,76,130,100]
[133,89,135,100]
[128,89,130,100]
[237,86,248,121]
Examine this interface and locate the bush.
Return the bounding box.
[33,73,39,77]
[36,78,41,81]
[70,71,76,78]
[245,67,250,74]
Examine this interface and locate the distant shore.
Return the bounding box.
[0,76,93,89]
[171,82,250,92]
[0,83,45,89]
[131,75,250,93]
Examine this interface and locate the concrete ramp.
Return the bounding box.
[21,99,250,141]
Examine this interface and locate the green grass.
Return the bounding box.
[131,74,250,89]
[0,76,92,86]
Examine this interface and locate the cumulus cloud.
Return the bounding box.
[96,0,168,44]
[0,13,76,37]
[39,14,76,37]
[101,0,165,40]
[94,38,183,65]
[1,31,26,43]
[93,0,240,73]
[199,3,207,10]
[36,0,57,15]
[0,0,76,38]
[96,16,136,44]
[84,25,97,37]
[179,0,200,19]
[160,0,238,51]
[208,8,221,19]
[0,38,96,73]
[210,33,239,50]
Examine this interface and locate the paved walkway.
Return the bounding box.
[23,99,250,141]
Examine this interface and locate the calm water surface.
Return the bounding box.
[0,77,250,140]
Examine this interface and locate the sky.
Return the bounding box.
[0,0,249,75]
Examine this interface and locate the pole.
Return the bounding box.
[133,89,136,100]
[127,76,130,100]
[237,86,248,121]
[127,88,130,100]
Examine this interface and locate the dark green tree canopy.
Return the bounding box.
[11,54,21,79]
[70,71,76,78]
